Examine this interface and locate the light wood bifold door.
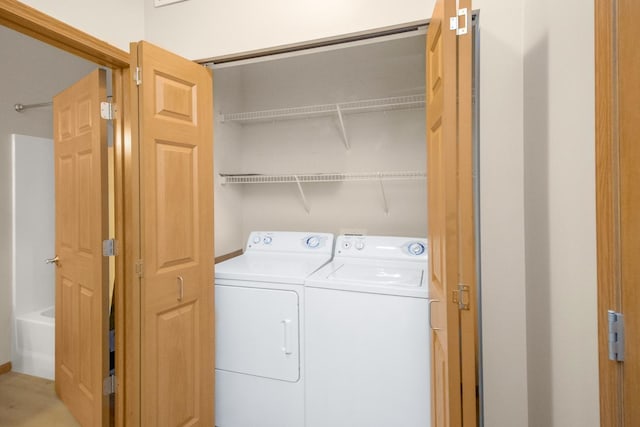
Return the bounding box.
[131,41,215,426]
[53,68,109,426]
[426,0,477,426]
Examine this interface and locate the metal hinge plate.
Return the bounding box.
[135,259,144,278]
[102,239,118,257]
[449,8,469,36]
[608,310,624,361]
[452,284,471,311]
[103,375,116,395]
[100,102,115,120]
[134,67,142,86]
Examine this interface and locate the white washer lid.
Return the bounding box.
[306,259,428,298]
[216,253,332,285]
[328,263,424,287]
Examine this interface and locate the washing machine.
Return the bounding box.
[305,235,430,427]
[214,231,334,427]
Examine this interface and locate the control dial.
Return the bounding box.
[408,242,426,256]
[306,236,321,249]
[355,241,365,250]
[263,236,273,245]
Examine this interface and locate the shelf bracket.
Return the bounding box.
[378,173,390,215]
[335,104,351,150]
[294,176,311,214]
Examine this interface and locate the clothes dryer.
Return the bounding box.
[215,231,333,427]
[305,235,430,427]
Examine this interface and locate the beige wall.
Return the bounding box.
[213,35,428,256]
[19,0,143,52]
[144,0,430,60]
[0,26,95,365]
[523,0,598,425]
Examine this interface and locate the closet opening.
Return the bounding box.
[206,14,483,425]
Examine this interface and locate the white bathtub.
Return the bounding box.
[13,306,55,380]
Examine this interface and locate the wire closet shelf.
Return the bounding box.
[220,94,425,123]
[220,171,426,185]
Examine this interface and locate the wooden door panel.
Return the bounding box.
[427,0,476,426]
[456,2,477,425]
[155,141,199,270]
[156,302,200,427]
[153,74,197,123]
[132,41,214,427]
[54,68,109,426]
[426,2,460,426]
[57,156,75,250]
[433,338,448,426]
[78,151,95,253]
[79,286,96,392]
[59,276,77,377]
[428,123,444,292]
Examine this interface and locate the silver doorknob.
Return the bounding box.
[45,256,59,265]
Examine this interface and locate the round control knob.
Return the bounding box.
[342,241,352,249]
[253,236,261,244]
[355,241,365,250]
[408,242,425,256]
[306,236,320,249]
[263,236,273,245]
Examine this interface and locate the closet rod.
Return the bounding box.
[14,101,53,112]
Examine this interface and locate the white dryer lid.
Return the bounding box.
[216,253,332,285]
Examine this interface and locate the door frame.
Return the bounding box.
[0,1,133,425]
[595,0,630,425]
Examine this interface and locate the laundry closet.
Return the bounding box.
[210,29,428,254]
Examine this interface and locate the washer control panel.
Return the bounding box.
[335,235,428,261]
[246,231,334,254]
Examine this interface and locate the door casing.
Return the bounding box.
[0,2,131,425]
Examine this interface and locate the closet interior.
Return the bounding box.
[211,28,428,255]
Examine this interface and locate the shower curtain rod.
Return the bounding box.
[14,101,53,112]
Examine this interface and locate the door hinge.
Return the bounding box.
[102,239,118,257]
[100,102,116,120]
[452,284,471,311]
[134,67,142,86]
[135,259,144,278]
[103,374,116,395]
[608,310,624,361]
[449,8,469,36]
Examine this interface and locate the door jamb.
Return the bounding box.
[0,1,133,426]
[595,0,622,425]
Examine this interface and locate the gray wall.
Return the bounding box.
[0,25,95,365]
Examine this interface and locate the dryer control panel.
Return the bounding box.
[246,231,334,254]
[335,235,428,261]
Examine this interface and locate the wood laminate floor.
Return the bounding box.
[0,371,79,427]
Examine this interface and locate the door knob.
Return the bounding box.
[45,256,59,265]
